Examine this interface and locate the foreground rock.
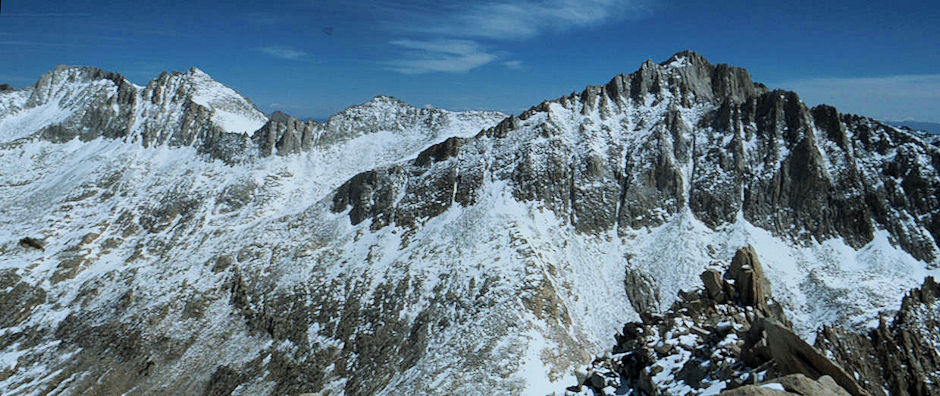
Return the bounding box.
[568,246,866,395]
[721,374,851,396]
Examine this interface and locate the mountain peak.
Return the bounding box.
[635,50,760,105]
[25,65,129,108]
[187,66,209,76]
[541,50,762,120]
[364,94,409,108]
[37,64,126,86]
[147,67,268,133]
[267,110,296,124]
[661,49,711,69]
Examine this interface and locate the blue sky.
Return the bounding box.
[0,0,937,122]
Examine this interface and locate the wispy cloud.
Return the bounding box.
[773,74,940,123]
[0,40,75,47]
[1,12,92,17]
[402,0,650,40]
[257,46,309,60]
[386,39,496,74]
[503,60,524,70]
[382,0,651,74]
[243,12,281,26]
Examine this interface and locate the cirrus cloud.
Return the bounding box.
[257,46,309,60]
[403,0,651,41]
[382,0,652,74]
[386,39,496,74]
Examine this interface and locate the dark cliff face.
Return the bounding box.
[252,112,325,156]
[330,50,940,263]
[816,276,940,396]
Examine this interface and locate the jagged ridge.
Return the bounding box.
[332,50,940,262]
[0,66,504,164]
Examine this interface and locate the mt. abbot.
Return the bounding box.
[0,51,938,395]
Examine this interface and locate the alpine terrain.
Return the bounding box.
[0,51,938,395]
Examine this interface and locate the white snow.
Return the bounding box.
[667,56,689,68]
[761,382,786,391]
[518,328,574,395]
[186,68,268,133]
[0,101,71,143]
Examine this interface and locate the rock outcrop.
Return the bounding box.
[727,245,768,308]
[568,246,866,396]
[721,374,852,396]
[816,277,940,396]
[252,112,325,156]
[17,237,44,250]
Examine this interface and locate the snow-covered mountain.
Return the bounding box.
[0,51,938,395]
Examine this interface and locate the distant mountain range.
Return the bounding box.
[885,120,940,135]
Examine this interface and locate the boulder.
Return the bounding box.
[720,385,791,395]
[818,376,853,396]
[625,268,661,313]
[767,374,851,396]
[721,375,853,396]
[758,319,868,396]
[701,268,727,302]
[19,237,45,250]
[727,245,767,308]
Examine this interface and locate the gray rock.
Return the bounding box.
[761,374,844,396]
[818,376,853,396]
[756,319,868,396]
[747,374,853,396]
[588,371,607,389]
[728,245,768,309]
[0,269,47,328]
[816,276,940,396]
[325,51,940,267]
[18,237,44,250]
[701,268,726,302]
[624,268,661,313]
[572,246,869,396]
[720,385,791,395]
[252,112,324,156]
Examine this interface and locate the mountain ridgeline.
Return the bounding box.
[0,51,938,395]
[332,51,939,262]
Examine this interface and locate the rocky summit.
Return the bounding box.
[0,51,939,395]
[568,246,865,395]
